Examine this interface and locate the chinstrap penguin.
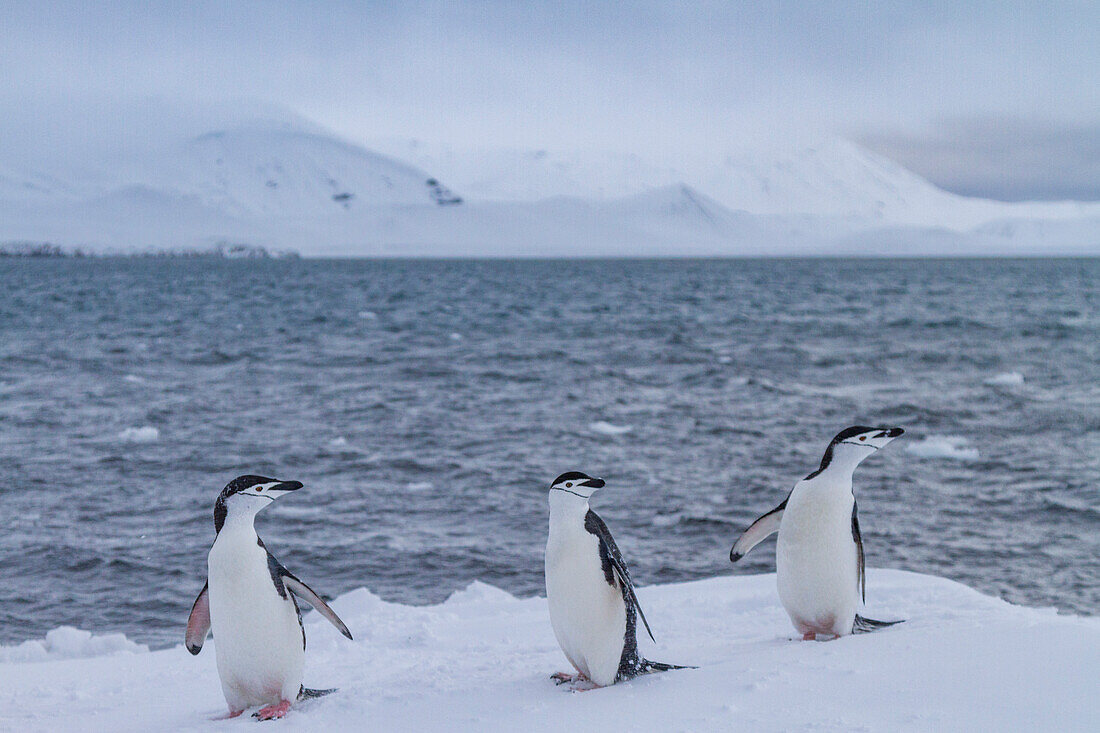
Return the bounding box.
[186,475,353,720]
[544,471,691,688]
[729,427,905,639]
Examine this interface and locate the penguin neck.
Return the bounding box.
[216,506,262,540]
[810,444,871,487]
[548,491,591,531]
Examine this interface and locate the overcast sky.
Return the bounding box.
[2,1,1097,200]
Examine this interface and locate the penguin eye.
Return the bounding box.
[256,486,264,491]
[566,482,573,488]
[859,436,866,441]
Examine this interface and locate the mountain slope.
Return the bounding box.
[371,137,1100,232]
[1,110,1098,256]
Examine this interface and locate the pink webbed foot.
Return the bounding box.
[802,632,816,641]
[551,671,582,685]
[211,709,244,720]
[253,700,292,721]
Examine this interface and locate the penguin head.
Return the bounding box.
[816,426,904,473]
[213,474,303,532]
[548,471,605,501]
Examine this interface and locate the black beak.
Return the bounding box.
[270,480,303,492]
[875,427,904,439]
[581,478,605,489]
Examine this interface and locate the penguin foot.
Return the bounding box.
[210,710,244,720]
[570,680,602,692]
[252,701,292,721]
[551,672,586,685]
[802,632,816,641]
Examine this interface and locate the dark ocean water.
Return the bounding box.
[0,257,1097,649]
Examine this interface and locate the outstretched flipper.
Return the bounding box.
[185,582,211,655]
[730,497,788,562]
[282,575,354,641]
[259,541,354,642]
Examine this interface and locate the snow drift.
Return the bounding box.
[1,570,1096,732]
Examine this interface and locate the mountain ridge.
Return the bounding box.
[1,110,1097,256]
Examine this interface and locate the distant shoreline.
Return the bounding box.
[0,242,300,259]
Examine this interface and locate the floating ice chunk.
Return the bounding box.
[406,481,433,491]
[328,437,350,449]
[984,372,1024,386]
[906,436,980,461]
[449,332,463,341]
[590,420,633,436]
[358,310,377,319]
[122,374,144,383]
[118,426,159,443]
[0,626,148,663]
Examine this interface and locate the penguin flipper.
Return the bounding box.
[282,575,354,641]
[185,581,210,655]
[585,510,655,643]
[852,501,866,603]
[730,497,787,562]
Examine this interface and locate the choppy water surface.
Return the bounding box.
[0,257,1097,648]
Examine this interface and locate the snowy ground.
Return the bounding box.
[1,569,1096,732]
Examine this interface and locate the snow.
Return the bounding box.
[2,570,1097,732]
[0,627,148,664]
[906,436,981,461]
[371,135,1100,231]
[117,426,160,444]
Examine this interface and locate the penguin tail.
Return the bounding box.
[298,686,337,701]
[853,614,905,634]
[640,659,696,674]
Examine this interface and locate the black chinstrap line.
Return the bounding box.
[551,487,590,499]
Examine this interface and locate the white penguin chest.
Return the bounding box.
[544,520,627,686]
[207,530,304,703]
[776,480,859,635]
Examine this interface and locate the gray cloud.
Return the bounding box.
[862,119,1100,201]
[1,1,1098,200]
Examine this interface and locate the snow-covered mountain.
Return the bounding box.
[372,136,1100,232]
[1,109,1098,256]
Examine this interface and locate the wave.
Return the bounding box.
[984,371,1024,386]
[117,426,160,443]
[905,435,980,461]
[589,420,633,436]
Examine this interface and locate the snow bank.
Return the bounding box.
[905,435,981,461]
[1,570,1096,732]
[0,626,148,664]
